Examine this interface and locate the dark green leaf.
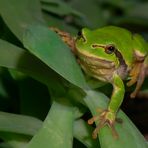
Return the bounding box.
[0,111,42,135]
[0,0,45,42]
[23,25,87,89]
[0,39,65,95]
[41,0,89,29]
[0,141,26,148]
[26,101,74,148]
[127,2,148,19]
[74,119,100,148]
[0,109,99,148]
[41,0,84,17]
[42,12,78,34]
[69,0,106,28]
[0,133,30,148]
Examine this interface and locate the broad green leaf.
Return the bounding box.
[0,39,65,95]
[127,2,148,19]
[0,133,30,148]
[0,110,99,148]
[26,100,74,148]
[69,0,106,28]
[74,119,100,148]
[0,141,26,148]
[41,0,89,30]
[42,12,78,34]
[23,25,87,89]
[99,0,133,10]
[84,90,147,148]
[0,132,30,148]
[0,111,42,135]
[0,0,45,42]
[41,0,84,17]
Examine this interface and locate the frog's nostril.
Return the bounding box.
[77,31,86,42]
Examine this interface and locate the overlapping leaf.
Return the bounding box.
[23,25,87,89]
[0,0,45,41]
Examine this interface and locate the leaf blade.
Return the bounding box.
[0,39,63,87]
[74,119,100,148]
[0,0,45,41]
[26,101,74,148]
[0,111,42,136]
[23,25,87,89]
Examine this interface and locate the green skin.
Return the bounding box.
[75,26,148,138]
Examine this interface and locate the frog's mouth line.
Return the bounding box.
[76,50,115,69]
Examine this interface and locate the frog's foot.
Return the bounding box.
[88,110,121,139]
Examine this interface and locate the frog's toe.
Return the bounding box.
[88,110,120,139]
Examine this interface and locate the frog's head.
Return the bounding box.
[75,28,120,69]
[75,28,128,81]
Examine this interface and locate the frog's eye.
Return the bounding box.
[105,45,115,54]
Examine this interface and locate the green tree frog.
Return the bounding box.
[52,26,148,139]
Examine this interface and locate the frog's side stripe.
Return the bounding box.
[114,49,128,79]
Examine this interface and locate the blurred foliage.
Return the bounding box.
[0,0,148,148]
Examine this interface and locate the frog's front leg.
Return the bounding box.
[88,74,125,139]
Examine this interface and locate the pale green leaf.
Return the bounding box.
[0,111,42,135]
[26,101,74,148]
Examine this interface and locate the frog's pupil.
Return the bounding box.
[109,46,114,51]
[106,45,115,54]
